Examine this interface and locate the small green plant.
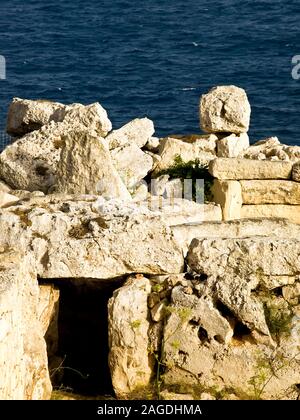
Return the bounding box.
[156,155,214,201]
[152,284,164,293]
[130,319,142,329]
[247,350,300,400]
[171,340,181,350]
[264,303,293,342]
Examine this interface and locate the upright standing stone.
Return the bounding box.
[54,129,131,199]
[211,179,242,220]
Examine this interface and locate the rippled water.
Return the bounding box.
[0,0,299,145]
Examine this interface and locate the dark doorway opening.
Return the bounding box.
[42,278,124,397]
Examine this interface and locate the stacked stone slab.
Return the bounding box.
[210,158,300,224]
[199,85,251,158]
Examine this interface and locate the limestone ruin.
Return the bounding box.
[0,86,300,400]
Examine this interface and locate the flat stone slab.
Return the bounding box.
[209,158,293,180]
[240,180,300,204]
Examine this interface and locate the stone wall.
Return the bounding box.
[210,158,300,224]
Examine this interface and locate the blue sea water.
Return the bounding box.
[0,0,300,146]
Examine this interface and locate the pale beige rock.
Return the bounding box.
[240,180,300,204]
[146,197,222,226]
[131,182,148,202]
[152,135,217,175]
[0,180,11,193]
[282,145,300,161]
[171,218,300,256]
[111,143,153,189]
[0,197,184,279]
[188,236,300,278]
[217,133,249,158]
[160,390,194,400]
[163,236,300,399]
[54,129,131,199]
[0,191,20,208]
[211,179,242,220]
[0,121,64,192]
[6,98,65,136]
[200,86,251,134]
[292,161,300,182]
[107,118,154,150]
[200,393,216,400]
[151,300,167,322]
[6,98,112,138]
[61,102,112,137]
[108,276,153,398]
[243,137,280,160]
[37,284,60,336]
[1,102,112,192]
[169,134,218,153]
[209,158,293,180]
[241,205,300,224]
[0,251,51,400]
[144,136,160,153]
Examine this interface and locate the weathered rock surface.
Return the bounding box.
[106,118,154,150]
[211,179,242,220]
[54,129,131,199]
[157,237,300,399]
[200,86,251,134]
[242,137,300,162]
[152,135,217,175]
[0,180,11,192]
[0,121,64,192]
[1,101,112,192]
[209,158,293,180]
[0,191,20,208]
[6,98,65,136]
[241,204,300,224]
[240,180,300,204]
[217,133,249,158]
[61,102,112,137]
[292,161,300,182]
[6,98,112,138]
[0,250,51,400]
[146,197,222,226]
[0,197,184,279]
[108,275,153,398]
[143,136,160,153]
[111,143,153,189]
[171,218,300,256]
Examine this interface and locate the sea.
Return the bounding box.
[0,0,300,150]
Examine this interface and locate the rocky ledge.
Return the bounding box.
[0,86,299,400]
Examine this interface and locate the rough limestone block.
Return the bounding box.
[200,85,251,134]
[152,135,217,175]
[6,98,112,138]
[54,129,131,200]
[209,158,293,180]
[6,98,65,136]
[0,251,51,400]
[108,276,153,398]
[0,192,20,208]
[217,133,250,158]
[111,143,153,189]
[292,161,300,182]
[171,218,300,256]
[240,180,300,204]
[241,205,300,224]
[211,179,242,220]
[106,118,154,150]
